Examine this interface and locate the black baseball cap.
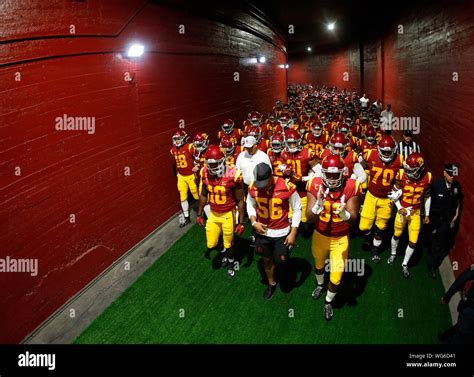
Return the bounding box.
[253,163,273,188]
[403,129,413,136]
[444,163,458,176]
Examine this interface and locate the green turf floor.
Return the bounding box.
[75,224,452,344]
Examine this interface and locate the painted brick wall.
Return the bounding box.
[0,1,287,343]
[379,0,474,274]
[288,44,361,91]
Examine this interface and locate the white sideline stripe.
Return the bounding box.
[22,210,193,344]
[439,255,460,325]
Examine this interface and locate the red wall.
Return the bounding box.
[376,0,474,274]
[288,44,361,91]
[0,1,287,343]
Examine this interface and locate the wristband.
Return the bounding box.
[339,209,351,221]
[251,221,257,227]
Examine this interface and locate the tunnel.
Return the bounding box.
[1,0,473,373]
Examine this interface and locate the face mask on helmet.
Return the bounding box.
[172,135,186,147]
[194,138,209,153]
[270,139,284,153]
[220,141,235,156]
[221,121,234,134]
[312,125,323,137]
[377,145,396,163]
[330,142,346,156]
[366,135,376,144]
[206,158,226,177]
[322,167,345,190]
[285,138,301,153]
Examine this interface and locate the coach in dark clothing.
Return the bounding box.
[439,265,474,344]
[427,164,462,278]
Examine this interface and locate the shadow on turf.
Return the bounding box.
[331,259,373,309]
[256,257,313,294]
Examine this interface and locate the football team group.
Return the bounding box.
[169,85,435,321]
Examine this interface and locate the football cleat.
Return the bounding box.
[371,253,381,264]
[263,284,277,300]
[179,214,191,228]
[387,255,396,265]
[323,303,333,321]
[312,285,324,300]
[402,265,410,279]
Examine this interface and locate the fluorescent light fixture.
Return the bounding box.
[258,56,266,63]
[127,44,144,57]
[307,46,312,52]
[278,64,285,68]
[327,22,336,31]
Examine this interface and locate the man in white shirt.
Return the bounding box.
[359,93,370,108]
[381,104,394,134]
[247,163,302,300]
[236,136,272,188]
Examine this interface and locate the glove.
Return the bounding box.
[405,206,413,217]
[235,223,245,236]
[388,189,402,201]
[197,215,205,227]
[311,185,328,215]
[333,194,351,221]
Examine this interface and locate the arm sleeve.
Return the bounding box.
[443,266,474,303]
[289,191,302,228]
[424,196,431,216]
[246,193,257,218]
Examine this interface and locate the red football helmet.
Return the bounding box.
[319,113,328,126]
[321,154,347,190]
[284,129,302,153]
[404,152,425,180]
[364,126,377,144]
[268,112,277,122]
[279,112,294,129]
[337,123,350,135]
[304,105,313,117]
[377,135,397,163]
[205,145,226,177]
[329,133,349,156]
[172,129,188,148]
[270,132,284,153]
[193,132,209,153]
[247,126,262,143]
[221,118,234,134]
[248,111,263,126]
[311,122,323,137]
[343,114,354,126]
[220,135,236,156]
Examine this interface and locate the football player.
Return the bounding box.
[247,126,269,152]
[197,145,246,278]
[243,111,263,135]
[387,152,432,278]
[220,135,242,167]
[304,121,329,156]
[281,129,318,226]
[192,132,209,172]
[306,155,362,320]
[359,135,404,263]
[319,133,367,184]
[357,126,378,154]
[247,163,302,300]
[170,130,199,227]
[217,118,242,145]
[267,133,285,177]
